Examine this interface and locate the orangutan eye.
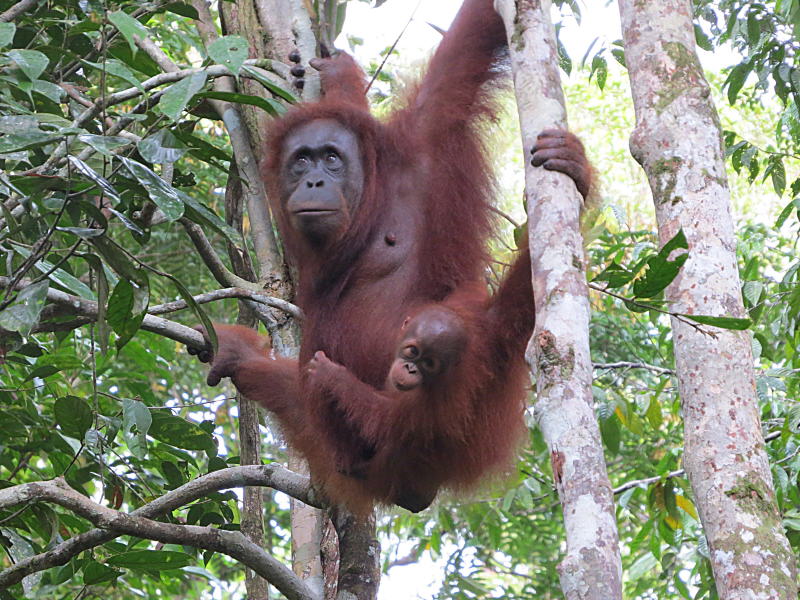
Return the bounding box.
[402,345,419,360]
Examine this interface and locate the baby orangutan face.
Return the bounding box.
[388,306,468,392]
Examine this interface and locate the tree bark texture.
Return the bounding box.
[331,508,380,600]
[494,1,622,598]
[617,1,798,597]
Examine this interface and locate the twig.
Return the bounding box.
[613,431,782,495]
[149,286,303,321]
[593,361,674,376]
[588,282,714,335]
[0,467,323,599]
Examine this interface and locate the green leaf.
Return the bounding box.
[629,552,658,581]
[199,90,285,117]
[33,80,64,103]
[6,49,49,80]
[600,414,620,455]
[164,2,200,19]
[590,54,607,91]
[241,65,298,103]
[120,157,185,220]
[83,561,121,585]
[208,35,249,76]
[158,71,207,122]
[632,229,688,299]
[149,410,215,451]
[681,314,751,330]
[592,262,634,289]
[122,398,152,459]
[0,280,49,335]
[54,396,93,440]
[106,550,193,572]
[106,278,134,332]
[180,191,242,245]
[78,134,131,156]
[0,23,15,48]
[68,156,121,203]
[0,130,58,153]
[137,129,188,164]
[82,59,144,91]
[770,156,786,196]
[107,10,149,55]
[726,62,751,105]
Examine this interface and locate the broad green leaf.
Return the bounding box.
[592,262,634,289]
[208,35,249,76]
[164,2,200,19]
[241,65,297,103]
[82,59,144,91]
[0,23,15,48]
[0,130,58,153]
[56,226,105,238]
[108,10,149,55]
[148,410,215,451]
[0,115,37,132]
[14,247,95,300]
[158,71,207,122]
[632,229,688,299]
[600,414,620,455]
[68,156,121,203]
[6,49,49,80]
[83,561,121,585]
[0,280,49,335]
[120,157,185,220]
[122,398,152,459]
[78,134,131,156]
[54,396,93,440]
[33,80,64,103]
[106,550,193,572]
[107,278,134,335]
[137,129,188,164]
[200,90,285,117]
[726,62,751,105]
[629,552,658,580]
[682,314,751,330]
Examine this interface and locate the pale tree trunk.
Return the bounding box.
[617,1,798,597]
[494,1,622,598]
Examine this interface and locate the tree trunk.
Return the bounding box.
[494,1,622,598]
[617,1,798,597]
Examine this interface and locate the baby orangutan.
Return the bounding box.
[305,279,528,512]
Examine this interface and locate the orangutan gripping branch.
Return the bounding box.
[190,0,590,513]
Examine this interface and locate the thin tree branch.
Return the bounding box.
[0,277,301,344]
[612,431,782,495]
[593,361,674,376]
[0,0,38,22]
[0,476,321,600]
[149,286,302,321]
[0,465,322,590]
[179,218,260,290]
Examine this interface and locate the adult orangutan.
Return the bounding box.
[191,0,591,512]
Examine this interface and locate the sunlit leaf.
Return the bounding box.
[208,35,249,76]
[108,10,149,55]
[6,49,49,80]
[158,71,207,122]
